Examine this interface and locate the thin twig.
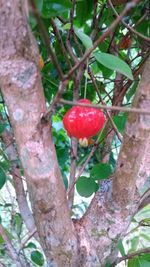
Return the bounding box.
[0,261,7,267]
[113,50,150,106]
[73,34,84,56]
[66,40,78,64]
[68,67,84,209]
[67,127,112,197]
[19,229,37,253]
[67,141,99,198]
[65,0,140,79]
[135,12,148,28]
[68,0,76,40]
[90,3,106,41]
[108,0,150,42]
[91,0,98,38]
[66,0,81,65]
[11,167,38,238]
[50,18,72,69]
[30,0,64,79]
[45,80,69,119]
[92,0,98,28]
[112,247,150,266]
[59,99,150,115]
[125,220,149,237]
[0,224,23,267]
[57,16,68,25]
[138,187,150,210]
[68,137,78,209]
[88,69,123,141]
[0,112,37,238]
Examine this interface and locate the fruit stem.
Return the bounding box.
[84,60,88,99]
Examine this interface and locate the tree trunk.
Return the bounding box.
[0,1,77,266]
[0,1,150,266]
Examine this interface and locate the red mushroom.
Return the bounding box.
[63,99,105,145]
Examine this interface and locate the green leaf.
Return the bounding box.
[74,28,93,49]
[117,239,126,256]
[12,213,22,236]
[31,250,44,266]
[128,256,150,267]
[139,259,150,267]
[105,262,111,267]
[25,242,37,249]
[29,0,43,29]
[42,0,72,18]
[140,254,150,262]
[0,124,7,134]
[94,52,134,80]
[95,61,114,79]
[129,256,150,267]
[0,160,10,172]
[76,0,93,26]
[141,218,150,226]
[76,176,99,197]
[129,236,139,252]
[62,173,68,190]
[136,20,150,38]
[113,113,128,134]
[3,228,14,240]
[0,168,6,189]
[90,163,113,180]
[0,235,4,244]
[109,152,116,169]
[126,80,139,102]
[4,203,12,208]
[56,147,69,169]
[63,23,71,30]
[140,233,150,242]
[128,257,140,267]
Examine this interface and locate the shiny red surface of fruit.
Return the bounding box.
[63,99,105,139]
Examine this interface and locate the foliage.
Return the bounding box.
[0,0,150,266]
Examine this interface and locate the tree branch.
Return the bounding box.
[137,136,150,209]
[50,18,72,70]
[44,79,69,120]
[74,56,150,266]
[112,247,150,266]
[12,167,37,235]
[108,0,150,42]
[65,0,140,79]
[0,124,37,237]
[113,50,150,106]
[112,56,150,206]
[0,1,77,266]
[59,98,150,115]
[0,224,24,267]
[30,0,64,79]
[19,229,37,253]
[67,127,112,198]
[0,261,7,267]
[68,67,83,209]
[88,68,123,141]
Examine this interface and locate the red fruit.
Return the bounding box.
[63,99,105,139]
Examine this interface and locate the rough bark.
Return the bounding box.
[0,1,77,266]
[74,57,150,266]
[0,1,150,267]
[136,135,150,209]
